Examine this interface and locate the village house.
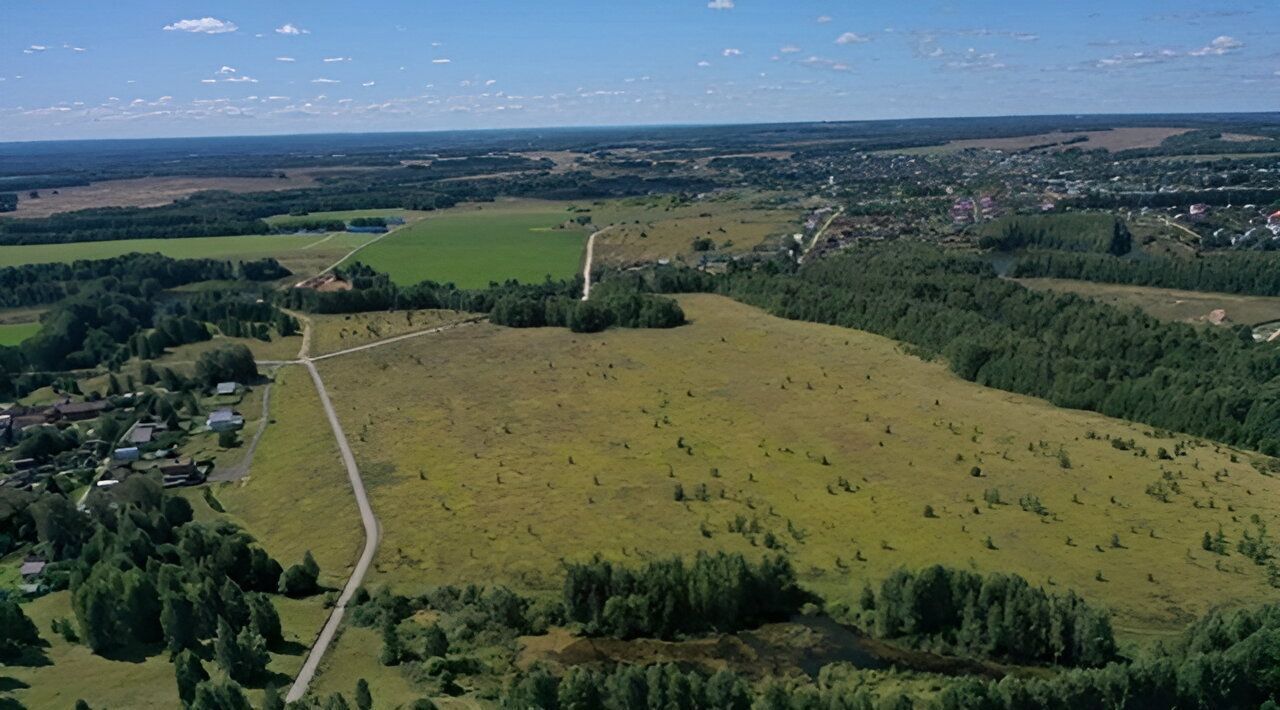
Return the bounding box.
[216,381,242,397]
[206,408,245,432]
[52,398,111,422]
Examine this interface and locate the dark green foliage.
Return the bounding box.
[650,243,1280,454]
[0,597,41,660]
[213,617,269,684]
[562,552,805,639]
[279,550,321,598]
[1010,250,1280,296]
[355,679,373,710]
[194,344,258,387]
[868,565,1116,667]
[977,213,1130,255]
[174,649,208,706]
[503,664,752,710]
[189,679,252,710]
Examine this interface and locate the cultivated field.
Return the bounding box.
[1017,278,1280,326]
[6,174,326,218]
[348,200,588,288]
[0,232,379,277]
[587,193,802,266]
[315,294,1280,639]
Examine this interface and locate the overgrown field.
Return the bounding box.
[308,309,480,357]
[1018,278,1280,326]
[316,294,1280,637]
[348,201,587,288]
[587,193,802,266]
[0,232,378,277]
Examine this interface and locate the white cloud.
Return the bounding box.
[217,65,237,75]
[1189,35,1243,57]
[817,15,832,23]
[362,81,376,87]
[28,45,47,52]
[800,56,851,72]
[323,56,351,63]
[722,48,742,57]
[224,76,257,83]
[707,0,735,9]
[432,58,452,64]
[1012,32,1039,42]
[200,79,218,84]
[945,48,1007,71]
[164,17,238,34]
[780,45,801,53]
[835,32,870,45]
[697,60,712,67]
[485,79,497,86]
[312,78,340,83]
[275,23,310,36]
[276,56,295,62]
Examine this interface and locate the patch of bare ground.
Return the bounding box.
[1219,133,1273,143]
[516,616,1012,681]
[7,167,370,217]
[946,127,1192,153]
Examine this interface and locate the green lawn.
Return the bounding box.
[347,201,588,288]
[0,321,40,345]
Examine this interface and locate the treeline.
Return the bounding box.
[563,553,805,639]
[280,264,684,334]
[0,193,16,213]
[863,565,1116,667]
[506,664,754,710]
[1010,251,1280,297]
[976,213,1130,255]
[1065,187,1280,210]
[0,253,283,309]
[643,244,1280,454]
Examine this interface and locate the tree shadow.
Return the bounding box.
[3,646,51,668]
[248,670,294,691]
[0,676,31,692]
[273,639,308,657]
[96,641,164,664]
[0,697,29,710]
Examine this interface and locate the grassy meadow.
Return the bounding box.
[314,294,1280,640]
[307,308,481,357]
[0,321,40,345]
[264,208,429,228]
[347,200,588,288]
[0,232,380,278]
[1017,278,1280,326]
[586,193,802,266]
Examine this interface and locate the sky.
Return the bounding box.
[1,1,1276,142]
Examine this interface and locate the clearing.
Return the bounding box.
[0,321,40,346]
[5,173,337,218]
[307,309,481,357]
[1017,278,1280,326]
[313,294,1280,638]
[347,200,588,288]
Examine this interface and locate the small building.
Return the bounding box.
[53,399,110,422]
[112,447,141,462]
[126,422,167,446]
[1269,210,1280,227]
[160,458,202,487]
[11,457,37,472]
[19,558,46,579]
[216,382,242,397]
[1188,203,1210,222]
[206,408,245,432]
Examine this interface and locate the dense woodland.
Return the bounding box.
[634,244,1280,454]
[976,214,1130,255]
[1010,251,1280,297]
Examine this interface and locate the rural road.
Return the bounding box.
[308,317,484,362]
[799,207,844,263]
[581,225,615,300]
[285,358,382,704]
[206,382,273,483]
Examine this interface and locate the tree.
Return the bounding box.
[218,429,239,448]
[249,594,284,648]
[280,550,321,598]
[355,679,373,710]
[262,685,285,710]
[174,649,209,707]
[194,344,258,387]
[161,593,199,655]
[190,679,252,710]
[214,617,269,684]
[0,597,41,660]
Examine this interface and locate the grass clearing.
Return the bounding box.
[0,232,380,278]
[314,294,1280,638]
[308,308,481,357]
[1017,278,1280,326]
[0,321,40,345]
[587,193,802,266]
[347,200,588,288]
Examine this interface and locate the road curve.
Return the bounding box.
[285,359,381,703]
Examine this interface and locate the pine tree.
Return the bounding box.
[174,649,209,707]
[355,679,373,710]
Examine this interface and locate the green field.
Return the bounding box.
[1018,278,1280,326]
[0,232,379,277]
[314,294,1280,639]
[0,321,40,345]
[264,208,428,228]
[347,201,588,288]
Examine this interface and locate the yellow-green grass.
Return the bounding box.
[175,384,268,472]
[264,208,430,227]
[1017,278,1280,326]
[347,200,588,288]
[315,294,1280,637]
[307,625,426,707]
[0,321,40,345]
[214,365,362,589]
[0,232,379,278]
[156,331,304,366]
[6,584,328,709]
[586,193,802,266]
[308,309,482,357]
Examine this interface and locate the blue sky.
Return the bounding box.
[1,1,1276,141]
